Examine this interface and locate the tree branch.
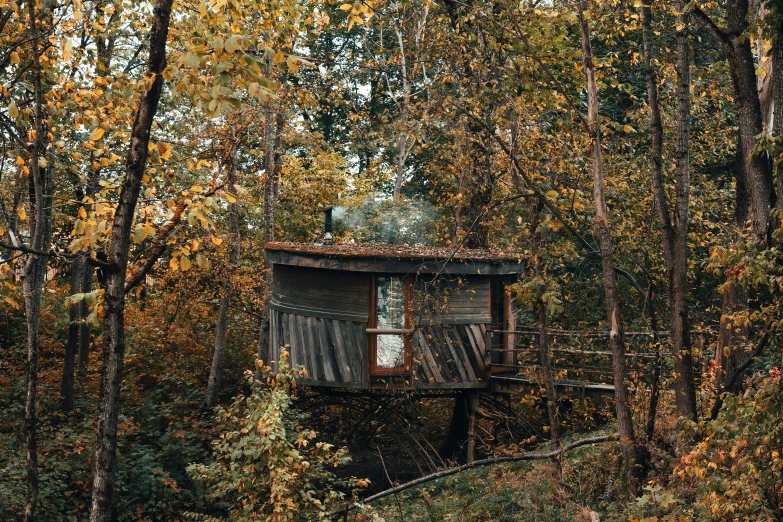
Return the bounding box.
[324,434,618,519]
[691,8,731,50]
[709,328,772,420]
[0,241,110,267]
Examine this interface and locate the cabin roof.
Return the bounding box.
[264,242,527,275]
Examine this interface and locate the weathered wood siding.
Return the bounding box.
[413,275,491,325]
[411,323,488,388]
[270,309,367,387]
[269,267,493,390]
[270,264,370,322]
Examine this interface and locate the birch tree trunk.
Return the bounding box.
[89,0,172,518]
[577,0,639,494]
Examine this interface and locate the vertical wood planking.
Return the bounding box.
[461,324,485,373]
[442,327,469,381]
[329,320,352,382]
[282,312,293,366]
[299,315,318,380]
[414,330,443,383]
[450,326,477,381]
[272,309,281,370]
[317,318,339,381]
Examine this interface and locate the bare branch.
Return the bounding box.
[324,434,618,519]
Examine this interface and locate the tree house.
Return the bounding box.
[264,242,527,391]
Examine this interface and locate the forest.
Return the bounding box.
[1,0,783,519]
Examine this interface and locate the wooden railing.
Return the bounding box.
[484,327,713,389]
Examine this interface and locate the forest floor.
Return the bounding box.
[301,391,642,522]
[361,430,633,522]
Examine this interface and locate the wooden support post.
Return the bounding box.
[504,283,517,368]
[466,391,479,463]
[485,329,492,369]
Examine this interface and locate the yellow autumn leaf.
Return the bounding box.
[8,101,18,118]
[224,35,240,53]
[169,257,179,271]
[18,207,26,220]
[224,192,236,204]
[62,40,73,62]
[179,255,191,271]
[286,55,300,73]
[211,235,223,246]
[90,127,105,141]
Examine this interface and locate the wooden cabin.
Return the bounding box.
[265,242,527,391]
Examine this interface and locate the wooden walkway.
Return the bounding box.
[489,371,616,399]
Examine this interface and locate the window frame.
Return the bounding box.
[368,274,413,375]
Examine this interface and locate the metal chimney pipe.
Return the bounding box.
[323,206,334,245]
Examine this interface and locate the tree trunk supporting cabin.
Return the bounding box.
[441,390,479,463]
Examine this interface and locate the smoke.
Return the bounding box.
[333,195,440,246]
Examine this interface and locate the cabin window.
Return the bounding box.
[369,275,412,373]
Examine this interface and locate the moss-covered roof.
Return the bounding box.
[265,241,527,263]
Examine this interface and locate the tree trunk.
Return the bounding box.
[442,391,478,462]
[670,2,697,420]
[464,122,494,249]
[641,1,697,421]
[23,3,53,518]
[452,119,469,246]
[204,296,230,408]
[714,277,748,392]
[640,3,673,267]
[76,263,93,380]
[257,110,282,378]
[529,196,561,476]
[772,17,783,208]
[89,1,172,519]
[577,0,639,494]
[694,0,773,238]
[61,258,84,412]
[204,151,240,409]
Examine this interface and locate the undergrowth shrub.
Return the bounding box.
[186,352,367,521]
[628,369,783,522]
